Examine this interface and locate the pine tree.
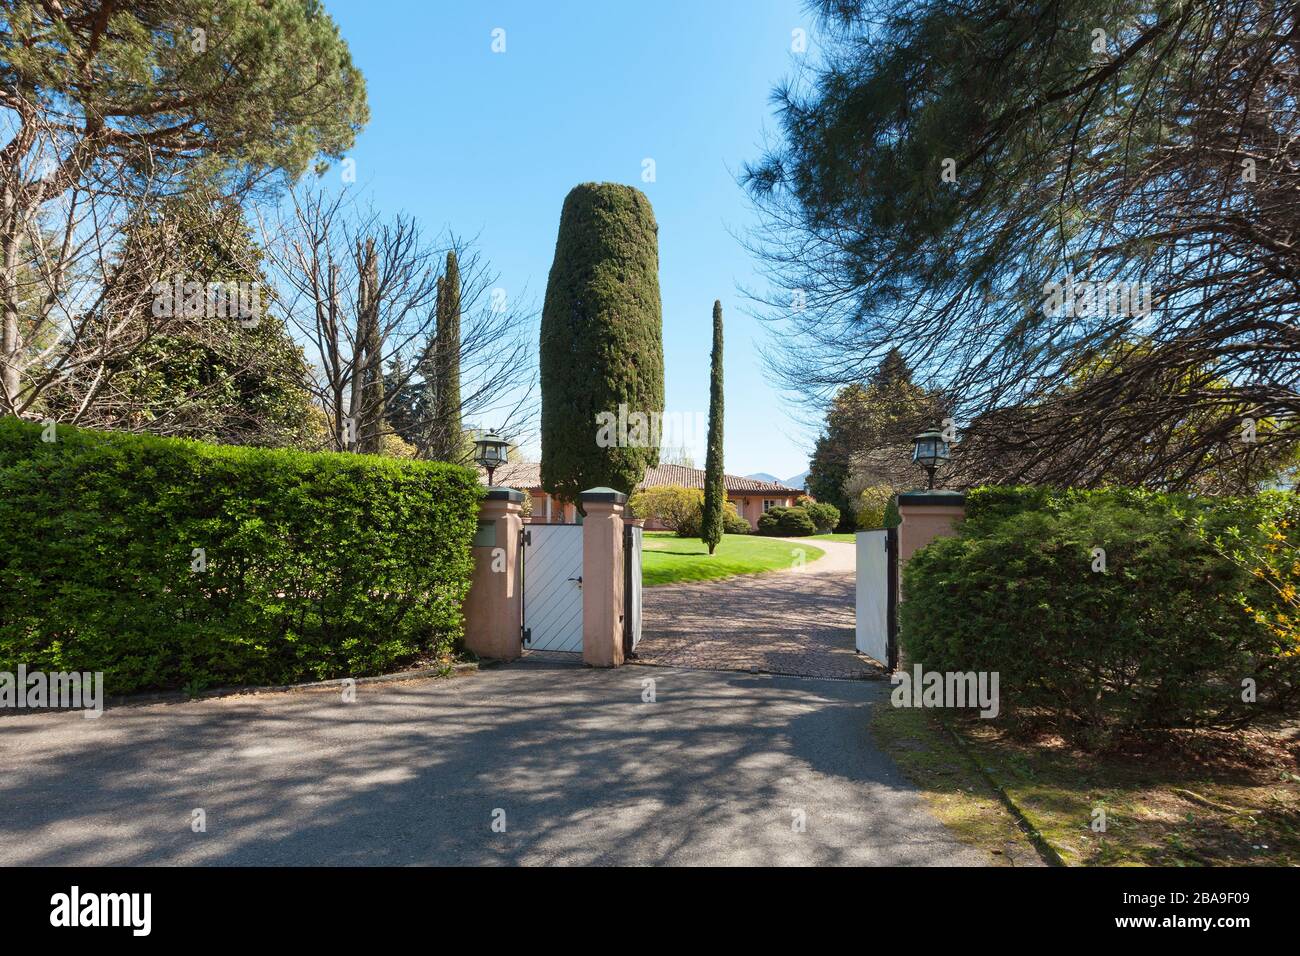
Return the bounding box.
[701,300,725,554]
[540,183,664,507]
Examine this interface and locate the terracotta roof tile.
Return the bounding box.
[479,461,800,495]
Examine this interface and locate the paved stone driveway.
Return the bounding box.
[0,660,999,865]
[634,538,885,680]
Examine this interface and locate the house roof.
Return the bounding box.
[481,460,801,495]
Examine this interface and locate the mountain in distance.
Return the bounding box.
[745,470,810,490]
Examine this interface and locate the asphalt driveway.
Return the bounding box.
[0,658,993,866]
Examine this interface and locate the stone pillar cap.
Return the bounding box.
[483,487,524,503]
[897,490,966,506]
[580,487,628,505]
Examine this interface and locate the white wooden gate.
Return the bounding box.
[855,528,897,668]
[522,525,584,652]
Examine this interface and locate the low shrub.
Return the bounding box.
[756,505,817,537]
[631,484,750,537]
[723,504,750,535]
[0,418,482,695]
[677,498,749,537]
[629,484,701,533]
[901,486,1300,748]
[803,501,840,534]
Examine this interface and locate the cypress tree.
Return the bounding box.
[430,250,463,461]
[540,183,664,507]
[701,300,725,554]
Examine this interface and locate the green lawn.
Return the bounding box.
[641,532,825,587]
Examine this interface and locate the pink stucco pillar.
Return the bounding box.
[580,487,626,667]
[897,490,966,567]
[463,488,524,661]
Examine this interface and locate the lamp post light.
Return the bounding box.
[910,428,950,490]
[473,430,509,486]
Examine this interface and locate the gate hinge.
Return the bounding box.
[521,627,531,647]
[521,529,531,546]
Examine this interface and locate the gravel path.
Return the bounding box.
[634,538,885,680]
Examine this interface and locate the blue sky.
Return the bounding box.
[326,0,817,480]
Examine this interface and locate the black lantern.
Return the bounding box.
[911,429,949,490]
[473,430,509,485]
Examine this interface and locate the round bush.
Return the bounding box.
[756,506,817,537]
[901,491,1300,747]
[803,501,840,533]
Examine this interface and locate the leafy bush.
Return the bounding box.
[676,497,749,538]
[756,505,817,537]
[630,484,750,536]
[0,418,482,695]
[803,501,840,534]
[901,487,1300,747]
[723,503,750,535]
[629,484,702,533]
[855,485,899,529]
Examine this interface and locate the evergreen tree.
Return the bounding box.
[540,183,664,507]
[429,250,464,461]
[701,300,725,554]
[44,189,313,447]
[806,404,856,527]
[807,349,942,528]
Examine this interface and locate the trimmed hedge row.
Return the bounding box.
[901,486,1300,747]
[0,418,482,694]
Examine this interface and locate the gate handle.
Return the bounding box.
[567,576,583,587]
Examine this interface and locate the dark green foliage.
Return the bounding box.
[756,506,818,537]
[540,183,665,506]
[1,0,369,182]
[807,349,941,530]
[803,501,840,534]
[883,496,901,529]
[901,487,1300,748]
[701,300,725,554]
[0,418,481,695]
[428,250,464,461]
[806,430,852,528]
[747,1,1298,492]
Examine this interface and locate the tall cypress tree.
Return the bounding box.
[701,300,725,554]
[540,183,664,507]
[430,250,463,461]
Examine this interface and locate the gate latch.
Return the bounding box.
[567,576,583,589]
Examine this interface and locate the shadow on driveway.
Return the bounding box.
[0,659,988,866]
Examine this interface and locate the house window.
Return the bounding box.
[763,499,777,512]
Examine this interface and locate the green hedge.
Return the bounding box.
[901,486,1300,747]
[0,418,482,695]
